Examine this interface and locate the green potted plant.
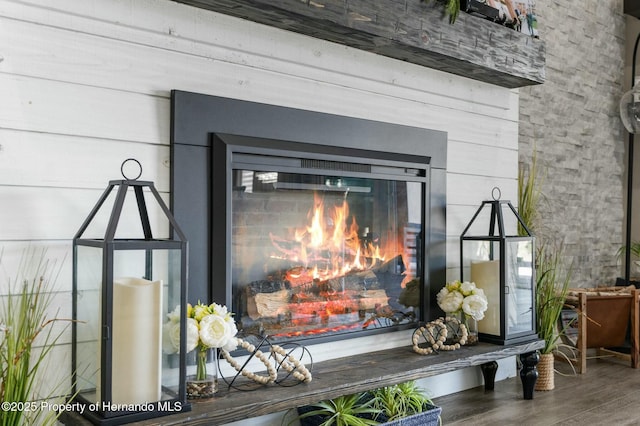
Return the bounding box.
[533,243,572,390]
[294,381,441,426]
[0,249,74,425]
[295,392,379,426]
[518,150,573,391]
[370,381,441,425]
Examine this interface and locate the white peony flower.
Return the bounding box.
[162,316,199,354]
[222,335,238,352]
[166,305,181,323]
[438,290,464,313]
[462,294,489,321]
[199,313,235,349]
[162,322,177,354]
[459,281,476,296]
[185,317,200,352]
[436,287,449,304]
[211,302,228,317]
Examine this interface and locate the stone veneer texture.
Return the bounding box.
[518,0,627,286]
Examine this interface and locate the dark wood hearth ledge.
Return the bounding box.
[60,340,543,426]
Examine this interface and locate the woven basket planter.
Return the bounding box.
[535,352,555,391]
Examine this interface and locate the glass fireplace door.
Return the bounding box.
[230,152,428,344]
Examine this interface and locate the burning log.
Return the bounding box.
[243,253,403,332]
[246,279,288,294]
[245,279,290,320]
[357,289,389,310]
[324,269,378,292]
[246,289,290,320]
[284,267,316,288]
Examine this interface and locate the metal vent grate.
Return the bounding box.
[301,159,371,173]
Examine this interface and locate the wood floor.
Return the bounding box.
[434,355,640,425]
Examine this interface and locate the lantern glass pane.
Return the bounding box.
[75,244,102,404]
[501,205,519,236]
[463,206,493,236]
[505,239,534,335]
[111,248,183,405]
[465,240,501,336]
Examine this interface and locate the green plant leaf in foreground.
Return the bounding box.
[0,248,74,426]
[296,393,379,426]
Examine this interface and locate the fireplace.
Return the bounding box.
[171,91,447,345]
[219,135,429,341]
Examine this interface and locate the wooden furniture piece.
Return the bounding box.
[60,340,543,426]
[563,286,640,374]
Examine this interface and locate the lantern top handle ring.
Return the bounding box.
[121,158,143,181]
[492,187,501,201]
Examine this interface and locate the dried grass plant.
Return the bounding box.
[0,248,73,426]
[518,149,544,238]
[535,243,572,354]
[518,150,573,355]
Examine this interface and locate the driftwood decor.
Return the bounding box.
[171,0,545,88]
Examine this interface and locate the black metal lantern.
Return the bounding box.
[72,160,190,425]
[460,188,538,345]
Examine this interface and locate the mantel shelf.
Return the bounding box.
[60,340,544,426]
[171,0,545,88]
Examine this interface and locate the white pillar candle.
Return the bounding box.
[107,277,163,405]
[471,260,500,335]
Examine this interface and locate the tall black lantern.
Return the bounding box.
[460,189,538,345]
[72,160,190,425]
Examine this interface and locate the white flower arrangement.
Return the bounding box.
[189,302,239,352]
[436,280,488,321]
[163,302,238,381]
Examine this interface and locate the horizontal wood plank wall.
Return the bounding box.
[0,0,519,408]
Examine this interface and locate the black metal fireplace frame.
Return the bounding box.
[170,90,448,341]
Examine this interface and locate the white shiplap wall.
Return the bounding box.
[0,0,520,422]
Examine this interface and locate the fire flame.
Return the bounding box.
[250,191,421,340]
[270,192,410,285]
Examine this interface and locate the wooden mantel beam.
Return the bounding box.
[171,0,545,88]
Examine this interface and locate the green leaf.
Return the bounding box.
[0,248,75,426]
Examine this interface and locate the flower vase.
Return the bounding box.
[444,312,465,345]
[186,348,218,399]
[445,312,477,346]
[464,315,479,346]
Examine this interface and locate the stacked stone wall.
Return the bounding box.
[519,1,627,286]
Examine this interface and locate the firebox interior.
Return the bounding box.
[220,134,429,342]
